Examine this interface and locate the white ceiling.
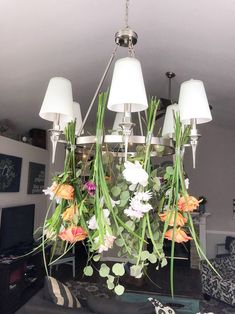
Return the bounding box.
[1,0,235,134]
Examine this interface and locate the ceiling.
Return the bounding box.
[1,0,235,136]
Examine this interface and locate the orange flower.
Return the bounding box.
[61,205,77,222]
[159,211,187,227]
[59,226,87,243]
[51,182,74,200]
[178,195,200,212]
[164,228,192,243]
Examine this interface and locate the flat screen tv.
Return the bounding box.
[0,204,35,254]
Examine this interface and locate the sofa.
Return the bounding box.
[200,239,235,306]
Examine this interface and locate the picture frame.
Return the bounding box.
[0,153,22,192]
[27,162,46,194]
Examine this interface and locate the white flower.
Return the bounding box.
[88,209,110,230]
[100,196,120,208]
[43,185,61,203]
[134,191,152,202]
[124,207,144,219]
[185,178,189,189]
[95,232,116,253]
[130,199,152,213]
[43,186,54,200]
[123,161,148,187]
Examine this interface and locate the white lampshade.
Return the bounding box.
[60,102,83,135]
[178,79,212,125]
[162,104,179,138]
[39,77,73,122]
[107,57,148,113]
[112,112,124,134]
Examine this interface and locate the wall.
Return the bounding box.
[184,123,235,257]
[0,136,49,229]
[0,135,66,231]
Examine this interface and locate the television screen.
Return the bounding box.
[0,204,35,254]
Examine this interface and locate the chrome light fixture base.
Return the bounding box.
[115,27,138,47]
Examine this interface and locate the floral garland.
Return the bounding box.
[40,93,216,296]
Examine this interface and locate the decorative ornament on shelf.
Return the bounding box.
[37,0,216,296]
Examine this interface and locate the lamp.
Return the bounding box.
[59,102,83,135]
[107,57,148,112]
[39,77,74,163]
[39,77,73,124]
[178,79,212,168]
[162,104,179,139]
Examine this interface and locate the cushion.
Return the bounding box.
[86,294,155,314]
[148,297,175,314]
[44,276,81,308]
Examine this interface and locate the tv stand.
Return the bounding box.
[0,249,48,314]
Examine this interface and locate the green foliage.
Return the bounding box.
[112,263,125,276]
[84,266,93,276]
[99,264,110,277]
[114,284,125,296]
[111,186,121,197]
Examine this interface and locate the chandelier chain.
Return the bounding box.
[125,0,130,28]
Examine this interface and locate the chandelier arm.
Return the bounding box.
[77,44,119,136]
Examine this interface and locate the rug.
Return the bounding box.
[65,280,235,314]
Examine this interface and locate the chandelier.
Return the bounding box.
[39,0,212,165]
[37,1,215,297]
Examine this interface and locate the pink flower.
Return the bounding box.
[84,181,96,196]
[59,226,87,243]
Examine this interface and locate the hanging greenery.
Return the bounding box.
[39,92,218,296]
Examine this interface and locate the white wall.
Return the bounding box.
[0,136,49,229]
[184,123,235,257]
[0,135,66,231]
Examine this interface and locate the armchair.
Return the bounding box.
[200,239,235,306]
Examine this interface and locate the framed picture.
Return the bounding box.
[0,153,22,192]
[27,162,46,194]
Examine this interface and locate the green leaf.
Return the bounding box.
[119,198,129,207]
[112,263,125,276]
[84,266,93,276]
[107,279,115,290]
[93,254,101,262]
[125,220,135,231]
[120,183,128,191]
[130,265,143,279]
[115,238,125,247]
[120,190,130,201]
[114,284,125,296]
[111,186,121,197]
[148,253,157,264]
[76,169,81,177]
[99,264,110,277]
[161,258,168,268]
[152,177,161,192]
[140,250,150,261]
[154,144,165,153]
[107,275,115,283]
[117,226,124,235]
[166,166,174,175]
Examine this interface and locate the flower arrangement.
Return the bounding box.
[40,93,216,296]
